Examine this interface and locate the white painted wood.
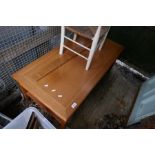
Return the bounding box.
[99,27,110,51]
[63,45,88,60]
[86,26,101,70]
[73,33,77,41]
[59,26,109,70]
[64,36,90,51]
[59,26,65,55]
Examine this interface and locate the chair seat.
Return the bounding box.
[66,26,109,40]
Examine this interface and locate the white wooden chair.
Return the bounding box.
[59,26,110,70]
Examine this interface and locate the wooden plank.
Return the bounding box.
[12,38,124,127]
[66,26,109,40]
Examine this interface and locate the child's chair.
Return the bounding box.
[59,26,110,70]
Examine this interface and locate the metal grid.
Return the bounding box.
[0,26,62,96]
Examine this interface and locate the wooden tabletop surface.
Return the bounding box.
[12,38,124,126]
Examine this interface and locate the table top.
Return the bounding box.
[12,38,124,125]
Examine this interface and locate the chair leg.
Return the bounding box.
[73,33,77,41]
[59,26,65,55]
[85,27,101,70]
[86,48,96,70]
[99,28,110,51]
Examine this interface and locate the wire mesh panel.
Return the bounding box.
[0,26,61,97]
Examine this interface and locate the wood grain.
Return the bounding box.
[12,38,124,127]
[66,26,109,40]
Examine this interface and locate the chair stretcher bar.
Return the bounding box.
[63,45,88,60]
[64,36,90,51]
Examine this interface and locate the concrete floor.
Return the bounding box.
[67,61,144,128]
[1,60,145,128]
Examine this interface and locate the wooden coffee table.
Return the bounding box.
[12,38,124,128]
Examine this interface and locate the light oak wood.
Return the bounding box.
[66,26,109,40]
[12,38,124,127]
